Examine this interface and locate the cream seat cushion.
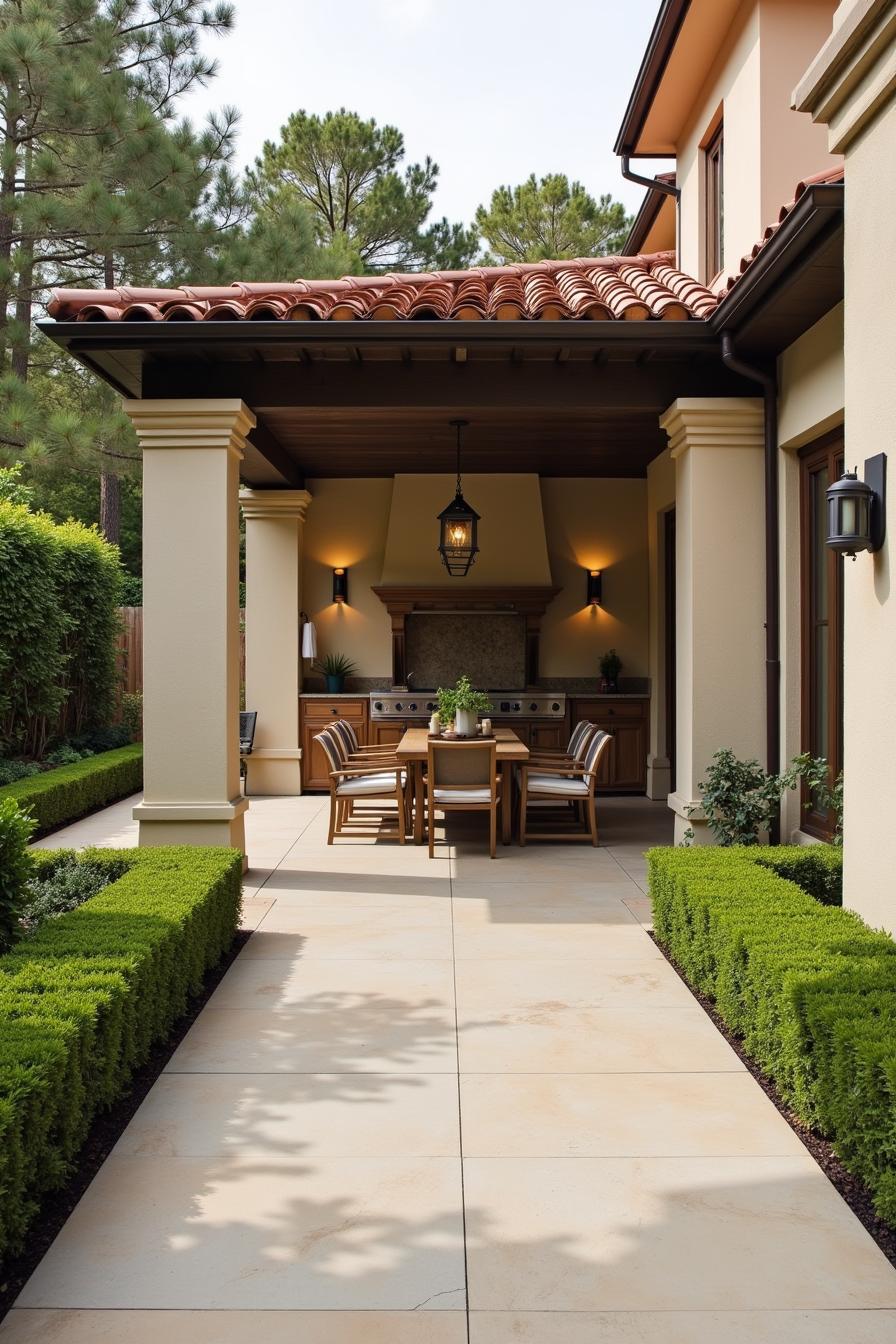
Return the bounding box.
[526,773,589,797]
[336,771,406,797]
[433,786,493,804]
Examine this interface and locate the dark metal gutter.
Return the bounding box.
[719,332,781,842]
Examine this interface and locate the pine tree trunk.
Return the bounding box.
[10,259,31,380]
[0,102,21,362]
[100,469,121,545]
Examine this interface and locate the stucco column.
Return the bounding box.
[795,0,896,932]
[124,399,253,854]
[660,398,767,843]
[240,488,312,795]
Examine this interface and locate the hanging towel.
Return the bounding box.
[301,621,318,660]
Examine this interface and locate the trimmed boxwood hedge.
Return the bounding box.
[0,845,241,1259]
[0,744,143,837]
[648,845,896,1223]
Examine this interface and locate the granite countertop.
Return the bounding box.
[300,692,372,699]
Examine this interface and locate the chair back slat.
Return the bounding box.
[316,728,343,776]
[329,719,354,759]
[582,729,611,785]
[568,720,595,761]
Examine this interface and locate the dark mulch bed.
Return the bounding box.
[0,929,251,1318]
[649,930,896,1269]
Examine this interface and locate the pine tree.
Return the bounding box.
[475,174,631,264]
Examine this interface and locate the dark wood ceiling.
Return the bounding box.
[38,319,755,485]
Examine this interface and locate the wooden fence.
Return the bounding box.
[116,607,247,697]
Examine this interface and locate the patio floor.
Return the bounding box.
[4,794,896,1341]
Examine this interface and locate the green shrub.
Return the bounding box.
[119,574,142,606]
[648,845,896,1222]
[0,501,123,756]
[122,691,143,742]
[21,851,126,932]
[0,759,40,786]
[0,799,35,953]
[0,844,242,1258]
[0,744,143,837]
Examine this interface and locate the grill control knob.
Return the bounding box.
[500,701,510,712]
[394,702,403,712]
[426,701,436,711]
[512,702,521,712]
[408,702,417,712]
[551,702,560,712]
[374,702,383,712]
[530,701,538,712]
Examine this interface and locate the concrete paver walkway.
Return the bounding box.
[3,795,896,1342]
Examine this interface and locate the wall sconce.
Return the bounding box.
[586,569,603,606]
[826,455,886,558]
[332,567,349,603]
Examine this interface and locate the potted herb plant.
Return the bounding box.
[437,674,492,737]
[313,652,357,694]
[599,648,622,693]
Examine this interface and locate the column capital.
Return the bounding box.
[123,398,256,459]
[240,487,313,521]
[660,397,764,460]
[793,0,896,152]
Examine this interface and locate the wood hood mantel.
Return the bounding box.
[371,585,560,687]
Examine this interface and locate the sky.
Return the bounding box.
[179,0,669,234]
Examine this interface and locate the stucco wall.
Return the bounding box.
[676,0,840,284]
[776,304,845,839]
[300,475,650,683]
[840,99,896,934]
[539,478,649,680]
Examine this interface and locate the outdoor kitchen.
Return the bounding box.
[296,469,653,800]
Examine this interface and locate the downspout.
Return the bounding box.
[720,332,781,844]
[620,156,681,200]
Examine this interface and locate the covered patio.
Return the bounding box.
[40,252,789,858]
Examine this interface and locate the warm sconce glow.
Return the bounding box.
[332,567,349,603]
[586,568,603,606]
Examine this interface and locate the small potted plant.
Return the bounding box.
[438,674,492,737]
[599,648,622,693]
[313,652,357,694]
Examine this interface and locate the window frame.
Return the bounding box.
[799,430,844,840]
[704,120,724,283]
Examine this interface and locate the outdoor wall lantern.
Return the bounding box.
[586,569,603,606]
[437,419,480,576]
[332,567,349,603]
[826,454,886,558]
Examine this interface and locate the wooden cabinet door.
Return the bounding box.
[301,720,333,791]
[604,721,647,791]
[530,722,564,752]
[369,721,407,748]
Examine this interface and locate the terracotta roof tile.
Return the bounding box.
[718,164,844,299]
[47,253,719,324]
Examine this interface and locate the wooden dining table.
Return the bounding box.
[395,726,529,846]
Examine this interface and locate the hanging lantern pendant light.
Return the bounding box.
[437,419,481,576]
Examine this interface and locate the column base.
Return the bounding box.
[667,791,714,846]
[646,755,671,801]
[243,748,303,796]
[133,797,248,854]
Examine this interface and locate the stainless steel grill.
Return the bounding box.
[369,692,566,721]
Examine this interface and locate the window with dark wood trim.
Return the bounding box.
[799,432,844,839]
[705,122,724,282]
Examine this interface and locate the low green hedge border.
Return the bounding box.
[648,845,896,1223]
[0,744,143,837]
[0,845,241,1259]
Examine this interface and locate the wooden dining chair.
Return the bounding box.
[426,738,500,859]
[528,719,595,766]
[316,728,407,844]
[518,729,612,846]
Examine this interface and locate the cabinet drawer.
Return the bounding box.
[574,699,647,722]
[302,699,367,723]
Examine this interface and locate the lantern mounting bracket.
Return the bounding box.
[865,452,887,553]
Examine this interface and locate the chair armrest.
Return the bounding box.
[329,765,404,780]
[519,762,586,778]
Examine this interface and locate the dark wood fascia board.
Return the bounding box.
[613,0,692,157]
[37,316,721,358]
[710,184,844,345]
